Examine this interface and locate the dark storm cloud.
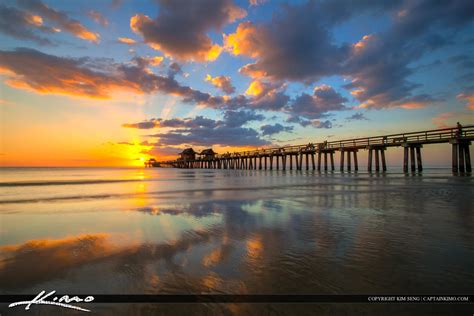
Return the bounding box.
[287,85,348,120]
[223,110,264,127]
[342,0,474,108]
[225,2,348,82]
[260,123,293,136]
[130,0,246,61]
[226,0,474,109]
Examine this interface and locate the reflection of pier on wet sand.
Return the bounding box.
[153,124,473,174]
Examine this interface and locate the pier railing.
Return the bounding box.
[214,125,474,158]
[156,124,473,173]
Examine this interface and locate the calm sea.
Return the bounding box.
[0,167,473,315]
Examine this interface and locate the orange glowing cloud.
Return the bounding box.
[130,14,223,62]
[118,37,137,45]
[25,14,43,26]
[18,0,100,43]
[245,79,282,98]
[353,34,374,52]
[130,0,245,62]
[224,21,261,58]
[432,112,455,128]
[0,48,218,104]
[205,74,235,94]
[245,80,265,96]
[457,92,474,110]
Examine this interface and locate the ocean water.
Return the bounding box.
[0,167,473,315]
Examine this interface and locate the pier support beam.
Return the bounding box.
[375,149,380,172]
[347,151,351,171]
[368,149,373,172]
[324,152,328,171]
[368,146,386,173]
[340,150,345,172]
[402,144,422,173]
[340,149,358,172]
[380,149,387,172]
[317,152,322,171]
[353,151,358,171]
[451,140,472,173]
[415,147,422,172]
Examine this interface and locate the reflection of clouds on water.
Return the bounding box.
[1,176,473,301]
[0,233,113,290]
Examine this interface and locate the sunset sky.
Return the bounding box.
[0,0,473,166]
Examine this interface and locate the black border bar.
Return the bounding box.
[0,295,472,304]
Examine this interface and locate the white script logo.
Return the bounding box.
[9,290,94,312]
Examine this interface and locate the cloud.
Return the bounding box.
[457,92,474,110]
[260,123,293,136]
[344,33,442,109]
[0,4,58,45]
[449,54,474,69]
[128,112,270,147]
[17,0,100,43]
[132,55,164,68]
[342,0,474,109]
[87,10,108,27]
[110,0,122,9]
[249,0,267,6]
[117,37,137,45]
[242,80,289,111]
[0,48,220,102]
[206,74,235,94]
[150,126,269,147]
[123,116,220,129]
[225,0,473,109]
[313,120,333,129]
[222,110,264,127]
[346,112,369,121]
[432,112,455,128]
[130,0,246,61]
[224,3,347,82]
[287,85,348,120]
[431,111,473,129]
[167,62,182,78]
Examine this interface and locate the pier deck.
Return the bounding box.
[153,124,473,173]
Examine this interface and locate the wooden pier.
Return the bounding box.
[156,124,473,174]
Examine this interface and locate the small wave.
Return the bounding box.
[0,179,146,187]
[0,183,339,204]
